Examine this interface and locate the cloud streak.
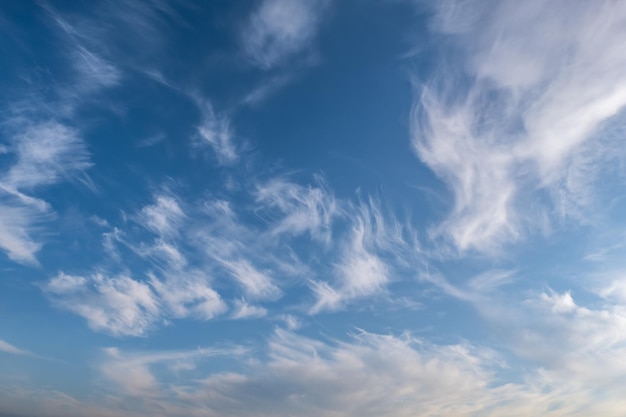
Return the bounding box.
[0,339,35,357]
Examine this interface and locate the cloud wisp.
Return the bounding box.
[422,264,626,409]
[0,339,36,357]
[411,0,626,255]
[195,102,240,165]
[241,0,329,69]
[42,174,423,334]
[0,121,92,264]
[311,198,420,313]
[7,327,626,417]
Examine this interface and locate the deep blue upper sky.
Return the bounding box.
[2,1,626,416]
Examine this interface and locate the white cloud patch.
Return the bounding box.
[411,0,626,254]
[241,0,329,69]
[138,194,186,238]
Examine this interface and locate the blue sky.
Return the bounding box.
[2,0,626,416]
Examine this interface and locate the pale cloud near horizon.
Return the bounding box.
[6,328,626,417]
[422,267,626,402]
[411,0,626,255]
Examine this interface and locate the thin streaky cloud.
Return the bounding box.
[0,339,34,357]
[195,102,239,165]
[254,175,337,244]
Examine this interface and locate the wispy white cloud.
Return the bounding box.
[255,175,337,243]
[222,259,282,301]
[90,328,626,417]
[40,6,122,114]
[422,265,626,411]
[148,269,226,321]
[242,74,294,106]
[195,195,312,297]
[44,263,227,336]
[516,288,626,383]
[310,199,419,313]
[70,46,121,93]
[231,299,268,319]
[241,0,329,69]
[6,325,626,416]
[145,239,187,269]
[0,194,47,264]
[138,193,186,238]
[136,133,166,148]
[3,122,91,190]
[0,339,35,357]
[44,272,160,337]
[195,103,239,165]
[411,0,626,254]
[0,121,91,264]
[0,4,121,266]
[100,344,245,397]
[43,177,420,333]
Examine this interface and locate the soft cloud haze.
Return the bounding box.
[2,0,626,416]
